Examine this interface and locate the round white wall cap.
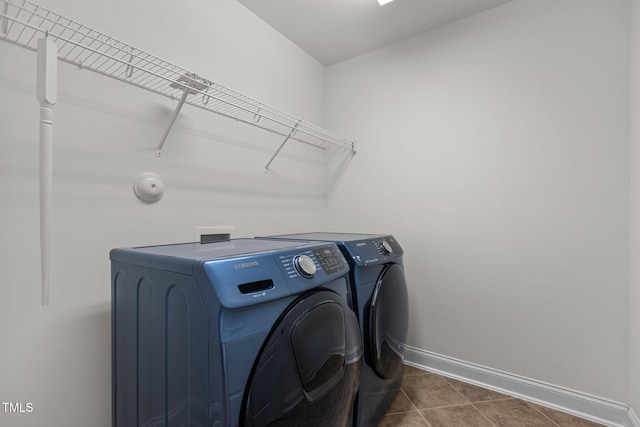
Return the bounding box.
[133,172,165,203]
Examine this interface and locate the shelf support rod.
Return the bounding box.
[156,88,189,157]
[1,1,8,35]
[36,35,57,306]
[156,73,210,157]
[265,120,301,171]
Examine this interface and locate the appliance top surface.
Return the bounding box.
[111,238,352,310]
[114,238,324,261]
[268,232,388,242]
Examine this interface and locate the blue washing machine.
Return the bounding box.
[260,233,409,427]
[110,238,362,427]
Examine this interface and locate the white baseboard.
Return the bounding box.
[404,346,636,427]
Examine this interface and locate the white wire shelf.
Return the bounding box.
[0,0,356,162]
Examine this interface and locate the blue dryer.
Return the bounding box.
[110,238,362,427]
[260,233,409,427]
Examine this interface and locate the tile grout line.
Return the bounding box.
[440,375,517,406]
[403,371,507,426]
[400,387,420,412]
[442,373,501,426]
[412,374,502,427]
[400,386,433,427]
[527,402,562,427]
[401,370,434,426]
[442,376,524,427]
[440,370,558,427]
[470,402,499,427]
[442,376,474,404]
[418,410,433,427]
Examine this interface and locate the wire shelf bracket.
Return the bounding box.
[156,73,211,157]
[0,0,357,164]
[265,120,301,171]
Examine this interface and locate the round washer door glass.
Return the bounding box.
[369,263,409,380]
[241,290,362,427]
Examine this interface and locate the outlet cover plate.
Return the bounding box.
[194,226,235,243]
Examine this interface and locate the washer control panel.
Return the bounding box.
[278,244,346,280]
[293,254,316,278]
[203,242,349,309]
[313,246,347,275]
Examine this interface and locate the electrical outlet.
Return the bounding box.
[194,226,235,243]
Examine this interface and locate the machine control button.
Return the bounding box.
[294,255,316,278]
[381,240,393,255]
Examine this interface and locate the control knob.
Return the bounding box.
[380,240,393,255]
[293,255,316,279]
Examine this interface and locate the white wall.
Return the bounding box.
[324,0,630,403]
[1,0,636,424]
[630,0,640,418]
[0,0,332,425]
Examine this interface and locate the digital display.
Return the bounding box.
[313,247,345,275]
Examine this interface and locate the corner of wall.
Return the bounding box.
[630,0,640,419]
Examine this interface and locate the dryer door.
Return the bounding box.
[369,263,409,380]
[241,290,362,427]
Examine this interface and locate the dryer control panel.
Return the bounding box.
[343,236,403,267]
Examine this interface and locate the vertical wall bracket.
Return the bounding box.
[36,35,57,306]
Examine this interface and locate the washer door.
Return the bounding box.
[241,290,362,427]
[369,263,409,380]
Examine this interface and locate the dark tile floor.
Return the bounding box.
[377,365,605,427]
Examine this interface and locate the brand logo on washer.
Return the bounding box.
[234,261,259,269]
[356,243,367,247]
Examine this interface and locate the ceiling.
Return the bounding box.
[236,0,513,66]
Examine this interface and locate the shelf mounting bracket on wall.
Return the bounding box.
[265,120,301,171]
[156,73,211,157]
